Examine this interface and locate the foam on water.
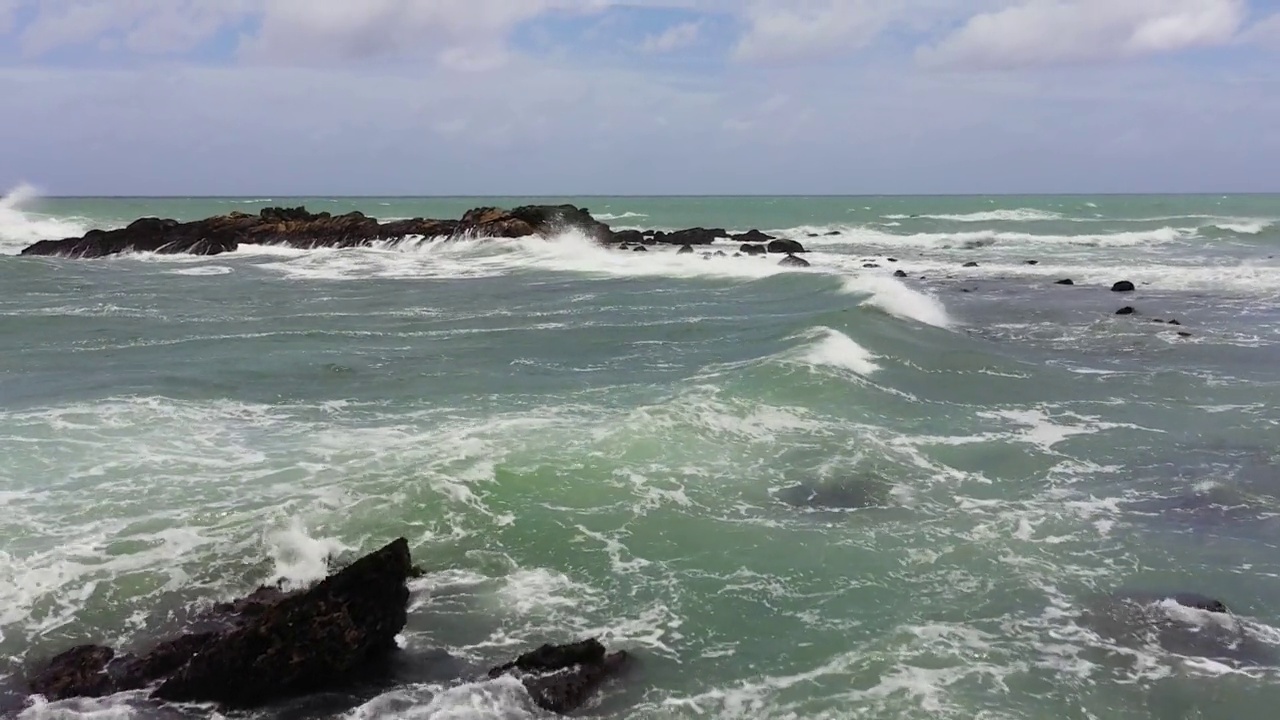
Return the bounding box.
[595,211,649,221]
[0,184,91,253]
[794,327,881,376]
[884,208,1065,222]
[1214,220,1274,235]
[797,225,1195,249]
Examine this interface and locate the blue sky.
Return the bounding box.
[1,0,1278,195]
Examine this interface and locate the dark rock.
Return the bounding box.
[767,239,806,254]
[488,639,632,715]
[1168,319,1182,326]
[1116,306,1136,315]
[22,205,611,258]
[1112,280,1136,292]
[27,539,413,709]
[1025,260,1039,265]
[677,244,694,255]
[617,244,631,251]
[893,270,908,278]
[962,261,979,268]
[610,229,644,246]
[778,254,810,268]
[641,230,657,237]
[862,263,880,269]
[1178,331,1193,338]
[632,246,648,252]
[806,232,820,238]
[824,230,841,236]
[1055,279,1074,286]
[887,257,898,262]
[775,479,891,510]
[658,228,724,246]
[740,244,767,256]
[731,229,774,243]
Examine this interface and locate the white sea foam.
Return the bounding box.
[801,225,1196,249]
[595,211,649,221]
[796,327,881,376]
[1213,220,1273,234]
[839,275,952,328]
[884,208,1064,222]
[0,183,91,253]
[265,518,351,589]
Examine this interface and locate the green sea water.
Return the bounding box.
[2,191,1280,719]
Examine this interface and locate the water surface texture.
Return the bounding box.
[3,190,1280,719]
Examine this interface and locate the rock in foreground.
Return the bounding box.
[21,205,612,259]
[488,639,632,714]
[28,538,413,708]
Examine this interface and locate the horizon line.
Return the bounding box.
[29,192,1280,200]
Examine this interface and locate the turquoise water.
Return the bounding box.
[2,190,1280,718]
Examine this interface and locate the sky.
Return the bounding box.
[1,0,1279,196]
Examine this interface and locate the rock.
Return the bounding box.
[887,257,898,262]
[962,261,979,268]
[659,228,724,246]
[824,230,841,236]
[893,270,908,278]
[617,244,631,251]
[610,230,644,246]
[731,229,774,243]
[775,479,890,510]
[677,244,694,255]
[1112,280,1136,292]
[488,639,632,715]
[1025,260,1039,265]
[740,244,767,256]
[1055,279,1074,286]
[1167,319,1182,326]
[28,539,413,709]
[22,205,610,258]
[1178,331,1193,338]
[632,246,648,252]
[862,263,880,269]
[778,254,810,268]
[767,239,806,254]
[1116,306,1135,315]
[1081,591,1274,667]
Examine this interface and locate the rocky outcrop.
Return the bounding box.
[27,539,413,708]
[658,228,725,246]
[21,205,610,259]
[731,229,774,243]
[488,639,632,714]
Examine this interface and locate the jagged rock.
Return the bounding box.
[21,205,608,259]
[767,239,806,254]
[27,539,413,709]
[677,244,694,255]
[731,229,774,243]
[1116,306,1135,315]
[779,254,810,268]
[740,244,767,256]
[1055,279,1075,286]
[658,228,724,246]
[488,639,632,715]
[1112,280,1136,292]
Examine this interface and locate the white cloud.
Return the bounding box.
[733,0,892,62]
[639,20,700,53]
[919,0,1247,70]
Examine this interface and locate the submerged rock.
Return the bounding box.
[488,639,632,715]
[1112,280,1136,292]
[1116,306,1135,315]
[778,254,810,268]
[632,246,649,252]
[893,270,908,278]
[27,539,413,709]
[962,261,979,268]
[1055,279,1075,286]
[1080,591,1275,667]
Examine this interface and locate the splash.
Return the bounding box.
[798,327,881,376]
[0,183,91,253]
[840,276,952,328]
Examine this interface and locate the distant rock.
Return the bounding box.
[488,639,633,715]
[1112,280,1136,292]
[740,244,767,256]
[824,230,841,236]
[1025,260,1039,265]
[767,239,806,254]
[893,270,908,278]
[632,246,648,252]
[677,244,694,255]
[1167,319,1182,326]
[1116,306,1136,315]
[863,263,880,269]
[962,261,979,268]
[610,229,644,246]
[779,254,810,267]
[731,229,774,243]
[1178,331,1193,338]
[887,257,898,262]
[659,227,724,246]
[1055,279,1075,286]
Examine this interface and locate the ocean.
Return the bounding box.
[1,189,1279,719]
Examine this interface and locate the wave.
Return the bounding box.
[839,275,952,328]
[795,327,881,376]
[595,211,649,221]
[1212,220,1273,235]
[883,209,1064,223]
[0,183,91,253]
[796,225,1195,249]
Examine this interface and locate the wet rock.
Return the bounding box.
[632,246,648,252]
[676,244,694,255]
[1081,591,1275,667]
[713,250,727,257]
[1025,260,1039,265]
[824,230,841,236]
[488,639,633,715]
[887,257,898,262]
[731,229,774,243]
[740,244,767,256]
[1112,280,1136,292]
[1055,279,1074,286]
[609,229,644,246]
[893,270,908,278]
[1178,331,1193,338]
[1116,306,1135,315]
[1168,319,1182,326]
[617,245,631,251]
[659,227,724,246]
[863,263,880,269]
[775,479,890,510]
[962,261,979,268]
[767,239,806,254]
[778,254,810,268]
[27,539,413,709]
